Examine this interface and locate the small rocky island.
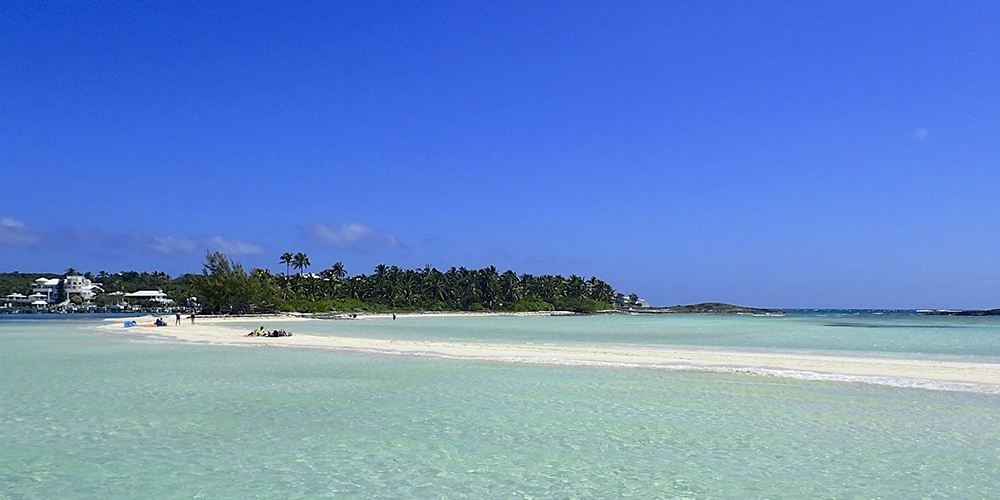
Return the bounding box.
[919,309,1000,316]
[623,302,784,315]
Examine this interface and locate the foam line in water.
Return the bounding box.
[127,336,1000,395]
[432,354,1000,395]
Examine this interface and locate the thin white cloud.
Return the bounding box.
[0,220,209,257]
[526,253,554,263]
[145,236,198,255]
[307,222,400,249]
[59,227,123,248]
[207,236,265,256]
[914,128,929,140]
[0,217,41,246]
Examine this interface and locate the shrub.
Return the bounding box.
[512,299,555,312]
[278,300,331,313]
[329,298,367,311]
[554,297,612,313]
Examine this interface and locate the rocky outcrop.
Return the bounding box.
[623,302,784,315]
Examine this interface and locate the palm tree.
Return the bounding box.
[479,266,500,309]
[332,262,346,280]
[292,252,310,276]
[566,274,586,298]
[279,253,293,276]
[460,275,481,307]
[500,270,521,306]
[587,277,615,303]
[421,269,446,304]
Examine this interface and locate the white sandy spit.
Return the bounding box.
[99,316,1000,391]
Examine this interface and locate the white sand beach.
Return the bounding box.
[102,316,1000,387]
[314,311,578,320]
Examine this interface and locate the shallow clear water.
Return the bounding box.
[3,317,1000,498]
[227,312,1000,361]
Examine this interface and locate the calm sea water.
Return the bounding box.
[2,314,999,498]
[228,311,1000,361]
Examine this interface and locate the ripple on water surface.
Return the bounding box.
[1,320,1000,498]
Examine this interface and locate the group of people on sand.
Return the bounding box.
[247,326,293,338]
[171,312,195,326]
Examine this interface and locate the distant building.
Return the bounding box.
[124,290,173,304]
[30,276,102,304]
[64,276,102,301]
[32,278,61,303]
[1,293,28,307]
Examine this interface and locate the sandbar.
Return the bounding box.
[101,317,1000,389]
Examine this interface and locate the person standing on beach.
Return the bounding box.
[175,312,181,326]
[189,311,195,325]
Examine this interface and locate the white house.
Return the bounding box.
[64,275,102,301]
[124,290,173,304]
[31,278,61,303]
[1,293,28,308]
[30,276,103,304]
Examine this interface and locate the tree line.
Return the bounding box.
[192,252,621,314]
[1,252,631,314]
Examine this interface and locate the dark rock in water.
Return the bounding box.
[921,309,1000,316]
[622,302,784,315]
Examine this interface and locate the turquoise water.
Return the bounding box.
[228,312,1000,361]
[3,316,1000,498]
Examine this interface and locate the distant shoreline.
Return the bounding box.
[169,310,581,322]
[96,302,786,321]
[12,306,1000,318]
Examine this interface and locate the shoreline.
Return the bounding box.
[102,310,579,324]
[100,317,1000,391]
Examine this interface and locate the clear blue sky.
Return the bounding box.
[2,1,998,309]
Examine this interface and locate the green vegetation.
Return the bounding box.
[190,253,281,314]
[292,252,310,275]
[0,272,52,296]
[191,252,616,314]
[512,298,555,312]
[1,252,619,314]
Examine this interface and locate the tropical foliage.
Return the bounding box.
[191,252,281,314]
[193,253,617,314]
[2,252,622,315]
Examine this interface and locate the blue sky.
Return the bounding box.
[2,1,998,308]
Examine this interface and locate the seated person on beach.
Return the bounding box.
[260,329,292,337]
[246,327,293,337]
